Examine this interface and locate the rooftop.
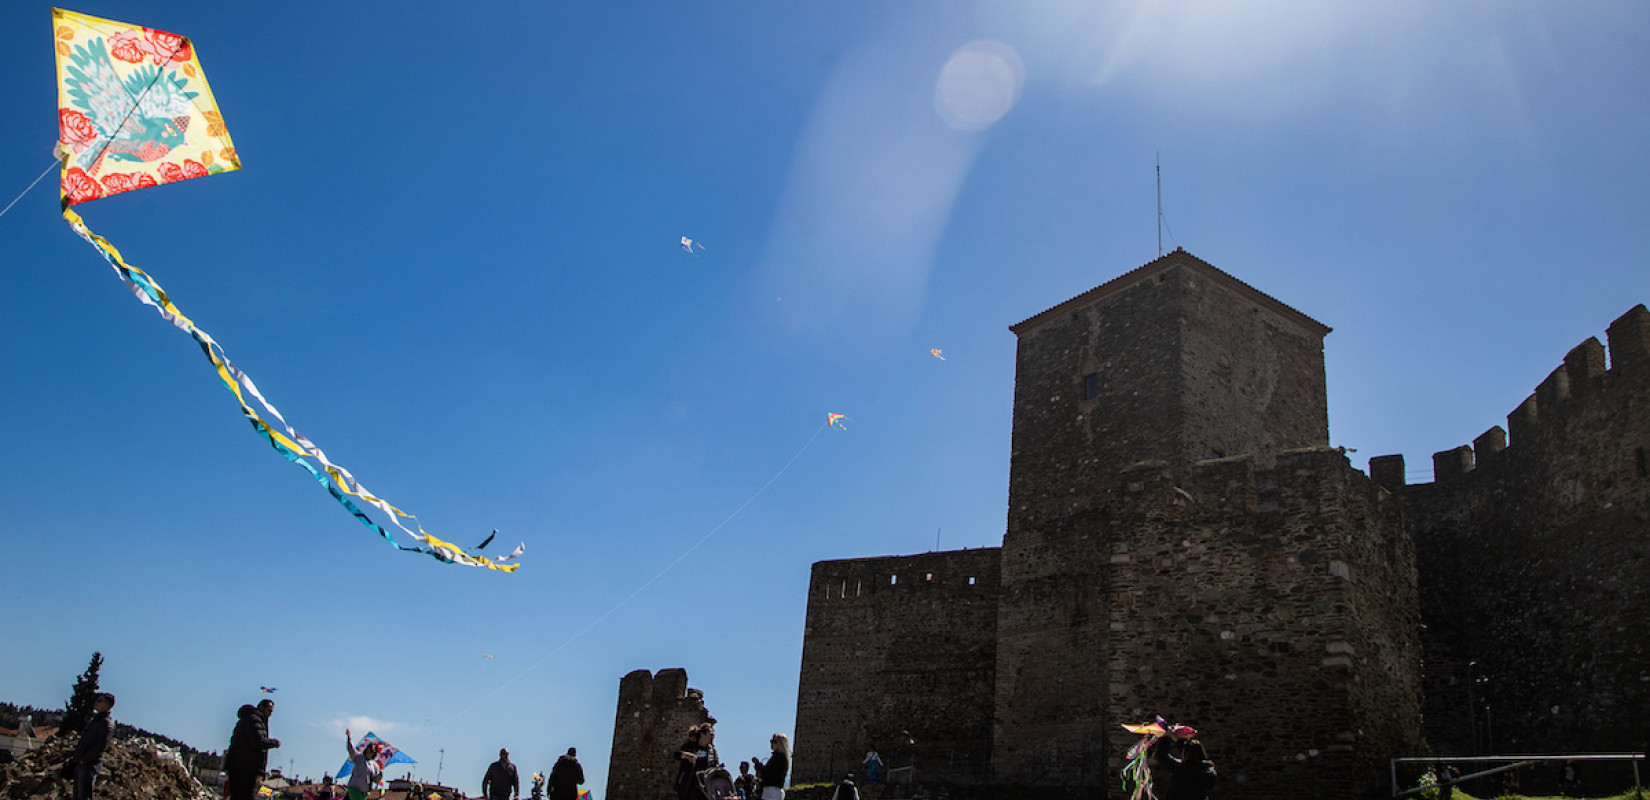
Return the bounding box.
[1008,248,1332,338]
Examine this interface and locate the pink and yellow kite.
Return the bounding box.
[52,8,520,572]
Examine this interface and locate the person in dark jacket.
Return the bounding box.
[1163,738,1217,800]
[675,724,717,800]
[751,733,789,800]
[70,692,116,800]
[733,762,757,800]
[224,699,280,800]
[483,748,520,800]
[1147,724,1195,798]
[548,747,584,800]
[829,774,859,800]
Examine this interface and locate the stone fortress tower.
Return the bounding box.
[607,669,715,800]
[790,248,1649,798]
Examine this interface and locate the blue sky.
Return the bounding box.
[2,0,1647,794]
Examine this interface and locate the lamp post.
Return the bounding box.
[437,748,444,785]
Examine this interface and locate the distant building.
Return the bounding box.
[0,723,59,758]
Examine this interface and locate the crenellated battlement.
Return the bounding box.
[807,548,1002,602]
[1372,304,1650,488]
[1370,302,1650,760]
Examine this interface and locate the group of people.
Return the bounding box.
[211,697,584,800]
[482,746,585,800]
[675,722,789,800]
[59,694,1215,800]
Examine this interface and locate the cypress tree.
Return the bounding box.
[60,651,104,734]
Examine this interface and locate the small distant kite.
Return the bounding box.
[481,653,494,659]
[259,686,277,694]
[680,236,706,254]
[827,413,849,430]
[930,349,946,360]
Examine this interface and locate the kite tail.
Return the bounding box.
[63,208,517,572]
[1120,733,1159,800]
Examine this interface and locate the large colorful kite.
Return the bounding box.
[335,732,414,781]
[52,8,520,571]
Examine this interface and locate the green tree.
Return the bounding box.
[60,651,104,734]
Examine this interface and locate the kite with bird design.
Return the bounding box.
[53,8,518,572]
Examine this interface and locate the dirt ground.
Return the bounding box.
[0,732,215,800]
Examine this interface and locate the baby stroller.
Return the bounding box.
[697,766,737,800]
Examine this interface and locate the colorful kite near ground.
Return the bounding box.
[335,732,414,781]
[52,8,518,572]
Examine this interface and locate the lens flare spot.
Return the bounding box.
[935,40,1025,131]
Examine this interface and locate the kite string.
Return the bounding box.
[0,158,58,221]
[408,421,832,745]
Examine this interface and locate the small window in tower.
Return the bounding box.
[1083,372,1099,399]
[890,574,898,585]
[968,576,977,586]
[925,572,933,582]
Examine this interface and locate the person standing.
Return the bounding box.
[733,762,757,800]
[548,747,584,800]
[224,699,280,800]
[342,730,383,800]
[858,745,884,781]
[1148,724,1195,799]
[69,692,115,800]
[675,724,717,800]
[1163,738,1217,800]
[829,774,859,800]
[312,775,339,800]
[751,733,789,800]
[483,748,520,800]
[862,746,883,784]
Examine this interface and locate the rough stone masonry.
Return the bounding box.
[785,249,1646,799]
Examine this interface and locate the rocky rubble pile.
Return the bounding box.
[0,733,215,800]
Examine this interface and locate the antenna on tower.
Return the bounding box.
[1156,152,1163,257]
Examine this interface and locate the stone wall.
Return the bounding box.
[1176,266,1330,462]
[1100,451,1422,799]
[792,550,1002,786]
[1006,250,1330,532]
[1373,304,1650,758]
[991,502,1116,786]
[606,668,714,800]
[1007,264,1185,532]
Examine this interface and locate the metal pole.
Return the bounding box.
[1466,661,1477,754]
[1156,155,1163,257]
